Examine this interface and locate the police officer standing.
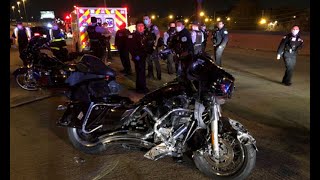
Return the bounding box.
[163,22,177,74]
[86,17,107,60]
[13,22,31,62]
[171,20,194,80]
[127,21,149,94]
[200,23,209,53]
[190,21,204,55]
[276,25,303,86]
[143,15,162,80]
[115,23,132,75]
[49,22,68,61]
[212,21,229,66]
[102,23,113,60]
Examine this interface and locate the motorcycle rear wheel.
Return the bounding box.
[15,72,39,91]
[192,134,256,180]
[67,128,107,154]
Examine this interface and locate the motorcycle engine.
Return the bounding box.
[158,95,192,141]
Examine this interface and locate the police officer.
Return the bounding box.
[13,22,31,62]
[200,23,209,53]
[143,15,162,80]
[49,22,68,61]
[127,21,149,94]
[171,20,194,80]
[115,23,132,75]
[102,23,113,60]
[212,21,229,66]
[276,25,303,86]
[86,17,107,60]
[190,21,204,55]
[163,22,177,74]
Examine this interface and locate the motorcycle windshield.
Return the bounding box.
[76,54,116,77]
[188,54,234,82]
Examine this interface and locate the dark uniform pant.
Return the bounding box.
[194,45,202,55]
[167,53,175,74]
[18,41,28,66]
[178,54,193,80]
[106,40,112,59]
[214,46,225,66]
[147,50,161,79]
[282,53,296,84]
[90,40,105,60]
[119,48,131,73]
[134,58,147,91]
[201,42,207,53]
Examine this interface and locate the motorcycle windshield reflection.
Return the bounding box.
[76,54,116,77]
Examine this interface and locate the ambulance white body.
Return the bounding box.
[70,6,128,52]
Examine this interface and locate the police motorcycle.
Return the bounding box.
[57,52,257,179]
[13,36,79,91]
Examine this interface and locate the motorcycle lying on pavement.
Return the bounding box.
[13,36,79,91]
[57,54,257,179]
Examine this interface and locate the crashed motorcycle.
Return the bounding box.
[13,36,78,91]
[57,54,257,179]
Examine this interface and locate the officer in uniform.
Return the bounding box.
[13,22,31,62]
[212,21,229,66]
[102,23,113,60]
[190,21,204,55]
[127,21,149,94]
[171,20,194,80]
[200,23,209,53]
[49,22,68,61]
[163,22,177,74]
[115,23,132,75]
[276,25,303,86]
[143,15,162,80]
[86,17,107,60]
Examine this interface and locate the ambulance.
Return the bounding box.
[70,6,128,52]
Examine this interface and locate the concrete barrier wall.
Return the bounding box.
[227,32,310,55]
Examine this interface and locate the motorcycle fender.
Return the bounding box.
[13,67,28,76]
[225,117,258,151]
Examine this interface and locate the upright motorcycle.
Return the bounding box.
[13,36,78,91]
[57,54,257,179]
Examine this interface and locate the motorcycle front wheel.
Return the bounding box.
[192,133,256,180]
[15,72,39,91]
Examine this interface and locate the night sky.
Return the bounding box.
[10,0,310,19]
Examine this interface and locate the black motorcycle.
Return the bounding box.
[57,54,257,179]
[13,36,78,91]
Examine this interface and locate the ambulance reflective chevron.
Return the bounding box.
[70,6,128,52]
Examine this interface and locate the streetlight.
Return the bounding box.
[151,15,155,20]
[259,18,267,24]
[18,9,21,18]
[17,1,20,9]
[22,0,27,21]
[199,11,205,17]
[216,17,221,21]
[11,6,15,20]
[169,15,173,19]
[184,18,189,23]
[205,18,209,22]
[227,17,231,21]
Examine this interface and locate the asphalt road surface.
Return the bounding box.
[10,40,310,180]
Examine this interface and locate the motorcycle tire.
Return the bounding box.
[193,138,256,180]
[15,73,39,91]
[67,128,107,154]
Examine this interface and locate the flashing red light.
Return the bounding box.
[65,15,70,19]
[34,33,40,36]
[124,7,128,10]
